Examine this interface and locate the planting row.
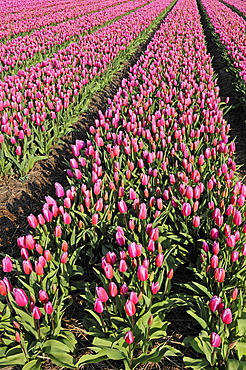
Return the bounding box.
[0,0,174,176]
[0,0,150,76]
[200,0,246,97]
[0,0,245,368]
[222,0,246,16]
[0,0,128,41]
[0,0,89,25]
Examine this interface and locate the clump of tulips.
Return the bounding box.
[79,230,181,369]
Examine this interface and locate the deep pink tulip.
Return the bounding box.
[125,300,136,316]
[13,288,28,307]
[151,282,160,294]
[104,263,114,279]
[138,203,147,219]
[210,228,219,240]
[2,256,13,272]
[226,235,236,248]
[233,211,242,226]
[214,268,225,283]
[137,265,148,281]
[118,200,127,213]
[221,308,232,324]
[96,287,109,302]
[54,225,62,237]
[27,214,39,228]
[181,203,192,217]
[129,292,139,304]
[108,282,118,297]
[155,253,164,267]
[44,301,54,314]
[39,290,49,304]
[192,216,200,228]
[209,296,222,312]
[32,306,42,320]
[128,243,137,258]
[124,330,134,344]
[231,251,239,262]
[210,255,219,269]
[23,260,33,275]
[94,298,104,313]
[119,259,128,273]
[120,284,128,295]
[210,332,221,347]
[105,252,117,265]
[60,252,68,264]
[55,182,65,197]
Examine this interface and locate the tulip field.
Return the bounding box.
[0,0,246,368]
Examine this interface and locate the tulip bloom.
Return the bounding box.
[214,268,225,283]
[27,214,39,228]
[124,331,134,344]
[137,265,148,281]
[104,264,114,279]
[13,288,28,307]
[96,287,109,302]
[138,203,147,219]
[94,298,104,313]
[0,280,7,296]
[221,308,232,324]
[210,332,221,347]
[39,290,49,304]
[119,259,128,273]
[108,282,118,297]
[44,301,54,314]
[2,256,13,272]
[118,200,127,213]
[125,300,136,316]
[151,282,160,294]
[181,203,192,217]
[209,296,222,312]
[32,306,42,320]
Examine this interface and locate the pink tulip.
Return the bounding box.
[181,203,192,217]
[13,288,28,307]
[138,203,147,219]
[124,330,134,344]
[104,263,114,279]
[125,300,136,316]
[151,282,160,294]
[2,256,13,272]
[118,200,127,213]
[129,292,139,304]
[108,282,118,297]
[210,332,221,347]
[44,301,54,314]
[27,214,39,228]
[39,290,49,304]
[137,265,148,281]
[221,308,232,324]
[96,287,109,302]
[32,306,42,320]
[209,296,222,312]
[94,298,104,313]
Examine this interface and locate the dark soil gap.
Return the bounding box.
[197,0,246,178]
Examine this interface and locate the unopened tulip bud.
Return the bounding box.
[209,296,222,312]
[44,301,54,314]
[167,269,174,279]
[13,288,28,307]
[96,287,109,302]
[124,330,134,344]
[221,308,232,324]
[60,252,68,264]
[2,256,13,272]
[231,288,238,300]
[94,298,104,313]
[108,282,118,297]
[125,300,136,316]
[129,292,138,304]
[15,332,21,342]
[39,290,49,303]
[210,332,221,347]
